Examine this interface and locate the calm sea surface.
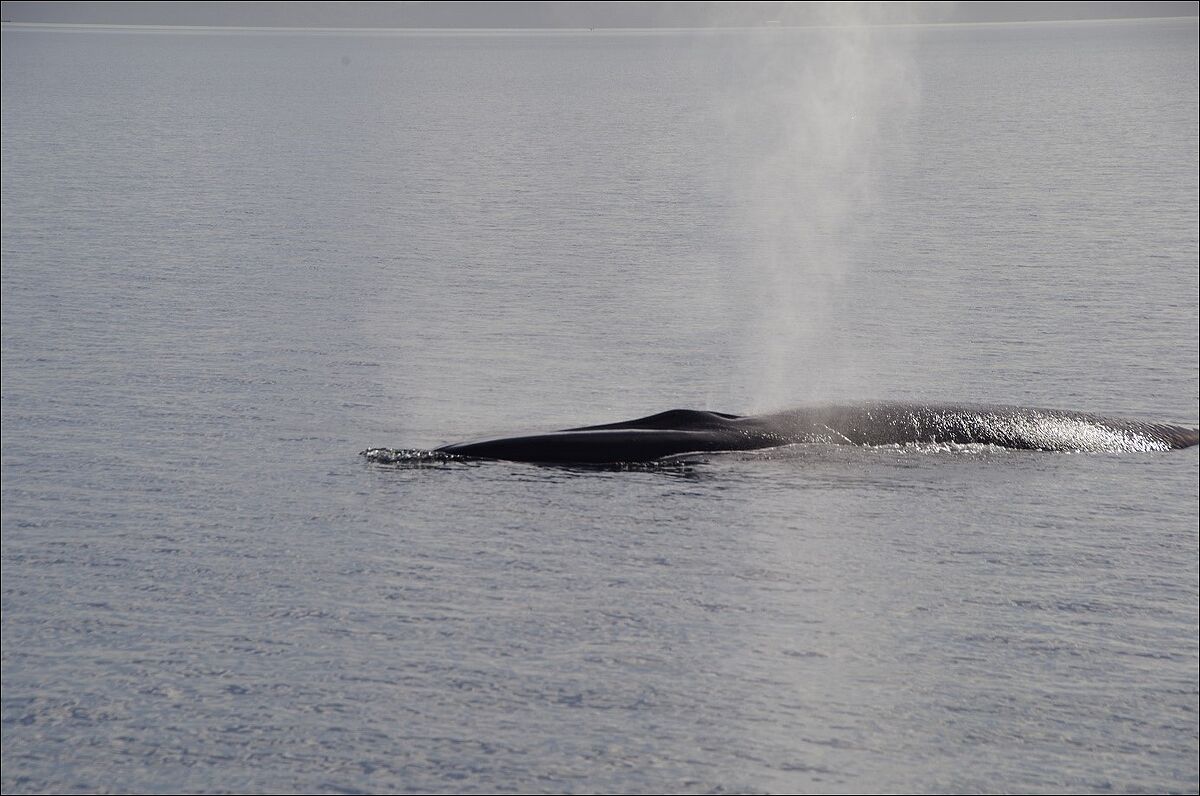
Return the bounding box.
[2,19,1197,794]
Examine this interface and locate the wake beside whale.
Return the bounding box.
[365,403,1199,465]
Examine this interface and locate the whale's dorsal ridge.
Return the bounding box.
[567,408,742,432]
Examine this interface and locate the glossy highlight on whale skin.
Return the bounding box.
[406,404,1200,464]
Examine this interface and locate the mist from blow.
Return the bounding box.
[714,3,937,410]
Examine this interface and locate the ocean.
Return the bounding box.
[2,18,1197,794]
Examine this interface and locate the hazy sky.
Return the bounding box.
[2,1,1197,28]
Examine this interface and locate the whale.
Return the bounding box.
[429,403,1200,464]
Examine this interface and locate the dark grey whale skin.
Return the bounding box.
[434,404,1200,464]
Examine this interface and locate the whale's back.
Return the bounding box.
[749,404,1199,452]
[428,403,1199,464]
